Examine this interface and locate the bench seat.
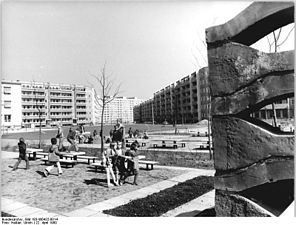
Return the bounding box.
[139,160,159,170]
[77,155,98,164]
[151,141,186,149]
[91,162,105,171]
[40,158,76,168]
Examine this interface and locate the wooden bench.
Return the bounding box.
[77,155,98,164]
[40,158,76,168]
[139,160,159,170]
[91,162,106,171]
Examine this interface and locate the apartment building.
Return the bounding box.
[133,98,153,124]
[103,96,143,124]
[1,80,22,129]
[199,67,210,120]
[134,69,205,124]
[1,80,101,128]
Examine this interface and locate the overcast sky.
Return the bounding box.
[2,1,294,100]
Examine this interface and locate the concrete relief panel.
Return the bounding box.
[206,2,294,217]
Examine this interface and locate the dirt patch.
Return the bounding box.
[1,158,186,214]
[103,176,214,217]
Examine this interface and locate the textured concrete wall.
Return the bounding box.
[206,2,294,217]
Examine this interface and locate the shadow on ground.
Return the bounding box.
[176,207,216,217]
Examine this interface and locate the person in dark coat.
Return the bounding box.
[12,138,29,171]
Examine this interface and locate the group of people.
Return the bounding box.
[12,123,141,187]
[102,141,140,187]
[11,136,63,178]
[128,127,149,139]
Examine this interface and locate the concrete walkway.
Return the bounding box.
[1,150,215,217]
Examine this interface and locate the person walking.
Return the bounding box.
[128,127,133,138]
[12,138,29,171]
[43,138,63,177]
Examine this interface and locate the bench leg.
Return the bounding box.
[151,164,153,170]
[146,164,148,170]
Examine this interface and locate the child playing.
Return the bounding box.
[43,138,63,177]
[122,142,139,185]
[12,137,29,171]
[102,143,119,187]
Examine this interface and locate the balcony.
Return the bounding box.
[22,94,45,99]
[22,101,45,106]
[22,115,46,119]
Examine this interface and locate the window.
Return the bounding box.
[4,101,11,108]
[4,86,11,95]
[4,115,11,122]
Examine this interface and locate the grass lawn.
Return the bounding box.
[103,176,214,217]
[1,123,200,140]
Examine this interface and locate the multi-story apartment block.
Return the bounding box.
[103,96,143,124]
[199,67,210,120]
[133,98,153,124]
[1,80,101,128]
[1,80,22,129]
[134,70,203,124]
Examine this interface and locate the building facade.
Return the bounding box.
[103,96,143,124]
[134,68,208,124]
[1,80,101,128]
[199,67,210,120]
[1,80,23,129]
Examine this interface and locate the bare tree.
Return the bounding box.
[90,63,121,154]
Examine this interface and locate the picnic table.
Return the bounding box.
[149,140,186,149]
[26,148,44,160]
[59,151,85,161]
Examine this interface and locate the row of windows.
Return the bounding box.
[23,119,45,123]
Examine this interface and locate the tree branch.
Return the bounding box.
[278,25,295,47]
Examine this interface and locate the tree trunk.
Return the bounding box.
[100,105,105,154]
[39,111,41,148]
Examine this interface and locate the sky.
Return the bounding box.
[2,1,294,100]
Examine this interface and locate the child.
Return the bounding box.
[102,143,119,187]
[111,142,123,184]
[130,143,140,185]
[43,138,63,177]
[12,138,29,171]
[122,142,139,185]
